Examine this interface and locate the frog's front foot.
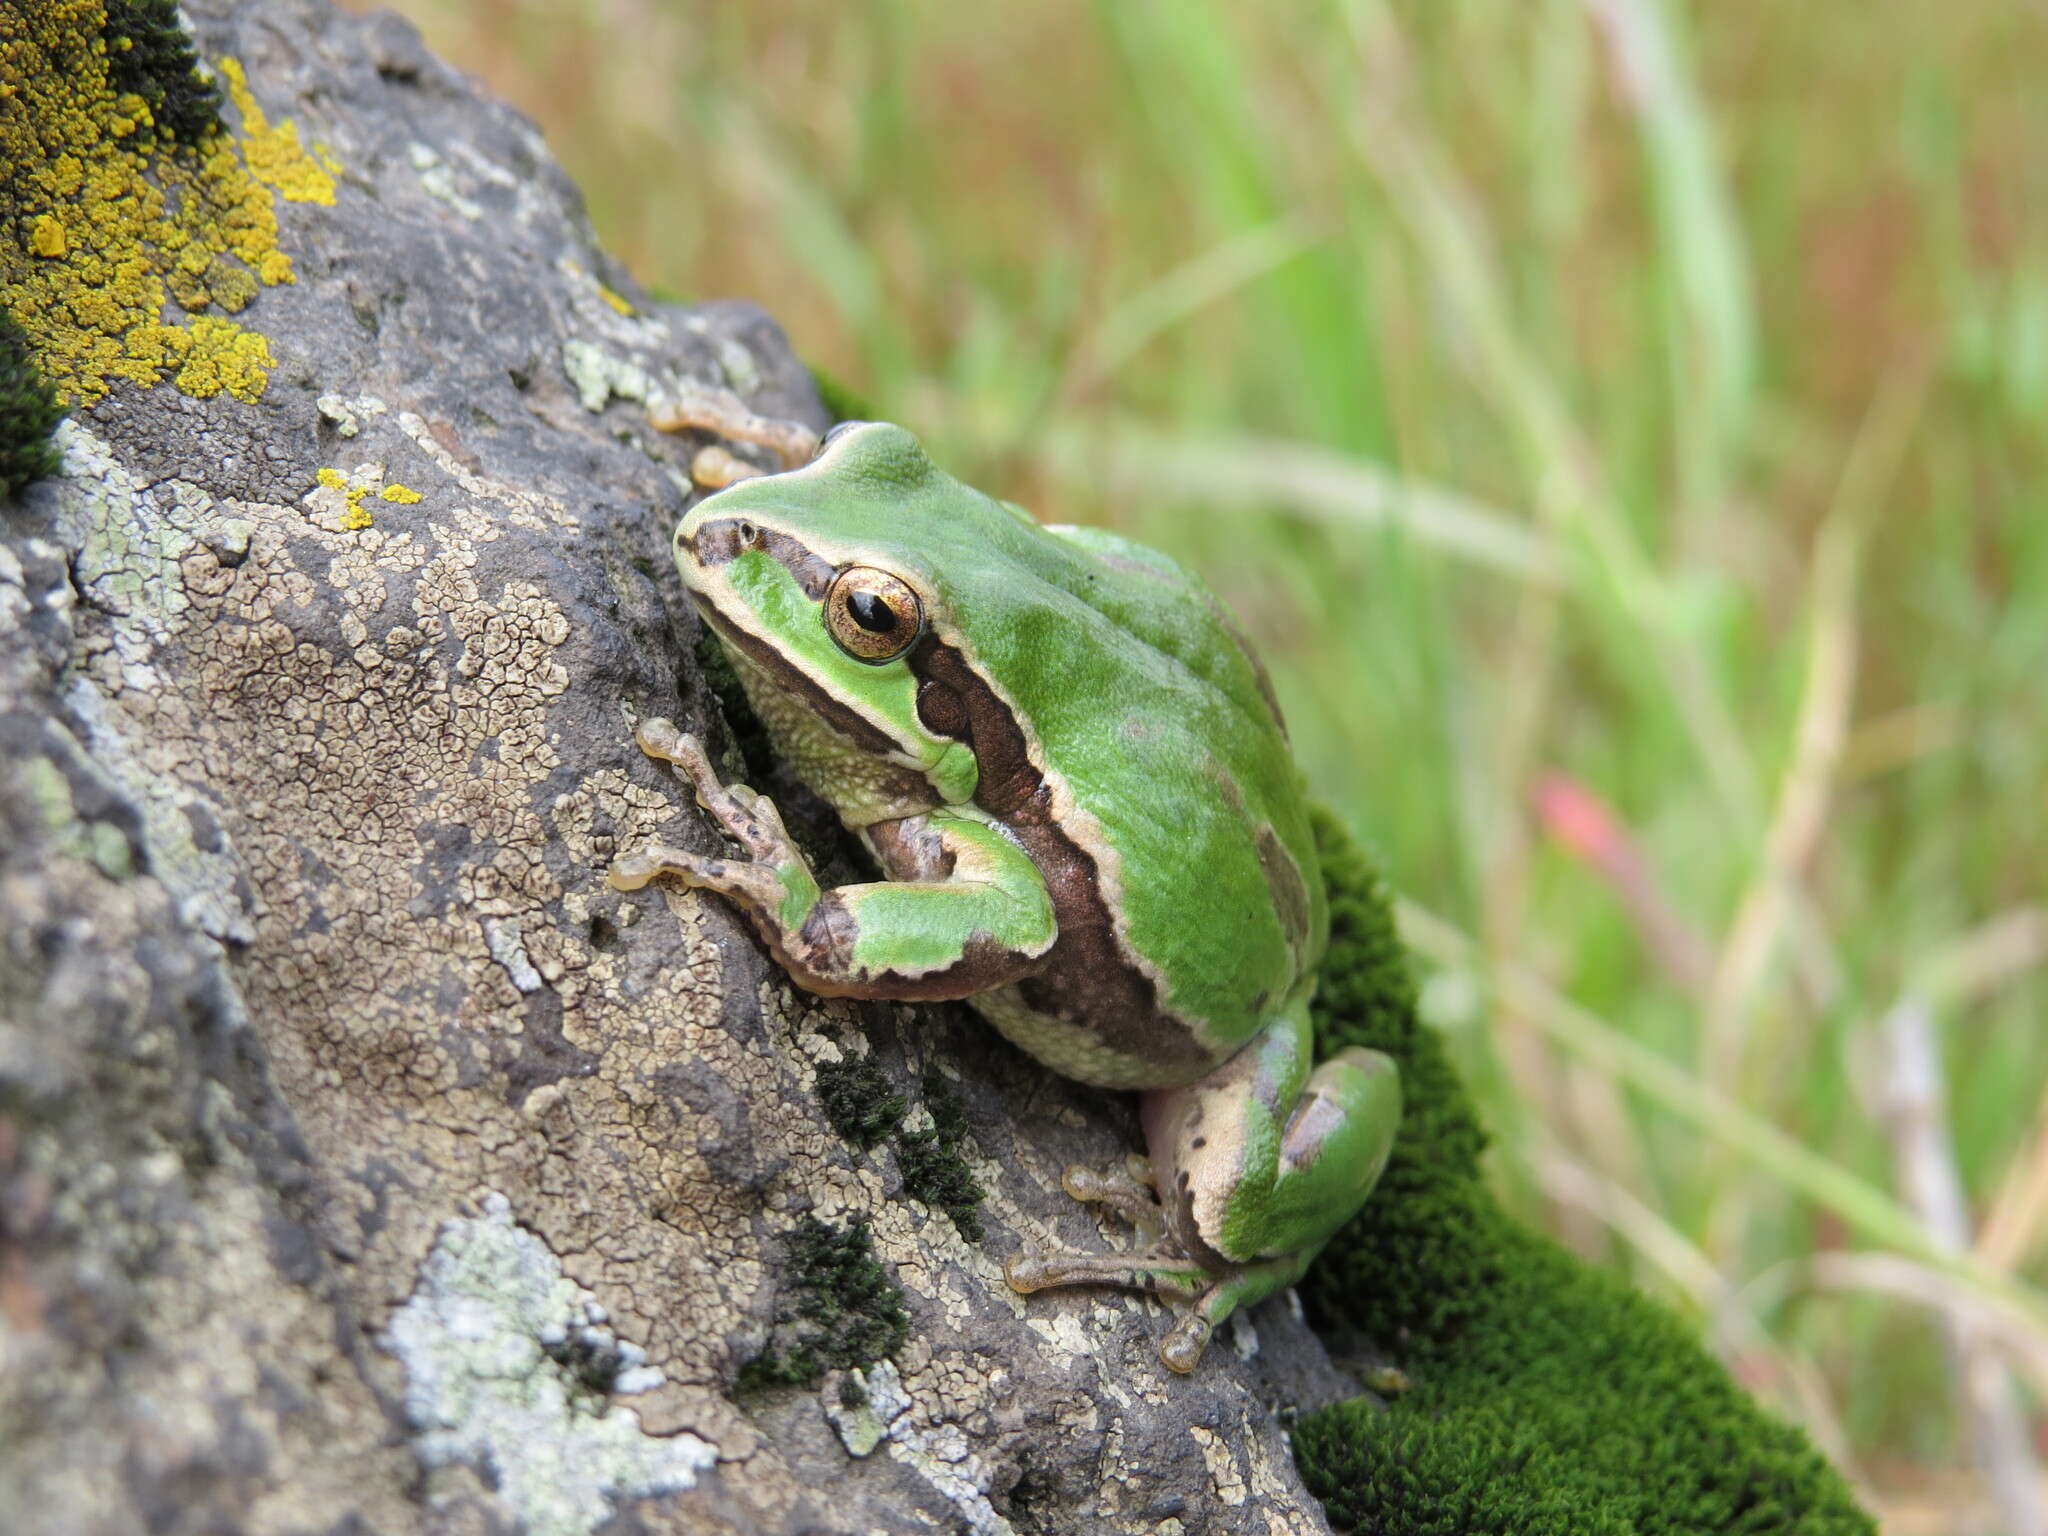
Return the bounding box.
[608,717,823,925]
[606,717,1054,1004]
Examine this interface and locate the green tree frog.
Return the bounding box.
[610,420,1400,1372]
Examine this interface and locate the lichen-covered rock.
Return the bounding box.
[0,3,1362,1531]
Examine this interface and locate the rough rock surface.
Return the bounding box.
[0,3,1363,1531]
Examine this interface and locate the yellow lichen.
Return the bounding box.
[597,283,634,317]
[0,6,337,407]
[317,468,420,530]
[218,57,336,206]
[28,215,67,257]
[171,315,276,403]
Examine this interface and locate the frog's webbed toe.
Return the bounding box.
[1006,1157,1234,1371]
[1060,1155,1166,1232]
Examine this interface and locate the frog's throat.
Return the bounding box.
[691,598,909,764]
[722,638,947,828]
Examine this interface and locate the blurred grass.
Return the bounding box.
[354,0,2048,1522]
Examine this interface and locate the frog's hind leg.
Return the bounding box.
[1151,1036,1401,1369]
[1003,1244,1307,1374]
[1148,1010,1400,1273]
[1009,1003,1400,1373]
[1004,1248,1211,1305]
[1157,1257,1314,1373]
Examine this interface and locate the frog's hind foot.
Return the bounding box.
[1002,1245,1287,1374]
[1060,1155,1165,1233]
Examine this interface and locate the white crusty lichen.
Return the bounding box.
[561,337,651,414]
[824,1361,1019,1536]
[408,141,484,219]
[385,1193,714,1536]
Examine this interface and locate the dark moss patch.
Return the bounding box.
[541,1325,626,1407]
[809,365,878,427]
[897,1070,984,1241]
[734,1216,909,1395]
[691,622,783,792]
[1293,809,1873,1535]
[0,308,66,500]
[103,0,222,144]
[815,1053,906,1150]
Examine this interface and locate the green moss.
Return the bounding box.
[0,307,66,498]
[814,1053,906,1150]
[102,0,221,144]
[897,1070,985,1241]
[734,1217,909,1394]
[1293,809,1873,1535]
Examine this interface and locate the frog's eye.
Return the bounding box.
[825,565,923,663]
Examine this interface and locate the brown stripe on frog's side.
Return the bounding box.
[909,635,1216,1079]
[1255,823,1314,969]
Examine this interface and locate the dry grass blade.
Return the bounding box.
[1776,1251,2048,1407]
[1979,1078,2048,1275]
[1871,999,2045,1536]
[1036,421,1565,583]
[1063,218,1316,400]
[1397,897,2048,1343]
[1699,362,1930,1090]
[1338,0,1768,842]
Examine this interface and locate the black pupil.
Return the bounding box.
[848,590,896,633]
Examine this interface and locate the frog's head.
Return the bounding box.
[670,422,1003,814]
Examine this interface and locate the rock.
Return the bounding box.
[0,3,1358,1530]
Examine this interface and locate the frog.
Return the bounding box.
[609,417,1400,1373]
